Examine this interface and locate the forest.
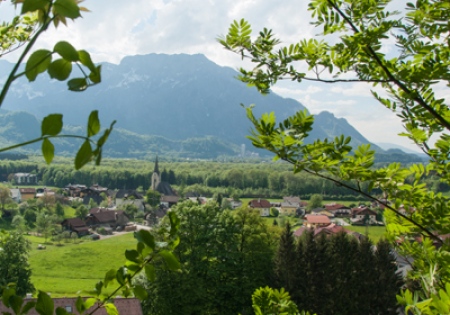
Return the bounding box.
[1,157,447,200]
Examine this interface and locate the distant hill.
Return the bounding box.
[0,53,421,161]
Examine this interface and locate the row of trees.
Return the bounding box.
[275,224,402,315]
[140,202,278,315]
[3,159,448,199]
[137,201,402,315]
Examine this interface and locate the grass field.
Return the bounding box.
[27,233,137,297]
[344,225,387,243]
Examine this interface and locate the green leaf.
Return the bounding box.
[78,50,96,72]
[48,59,72,81]
[26,50,52,81]
[133,285,148,300]
[116,267,126,285]
[125,249,141,264]
[144,264,156,282]
[22,0,48,14]
[56,307,69,315]
[42,139,55,164]
[35,291,54,315]
[95,281,103,296]
[103,269,116,288]
[22,301,37,314]
[87,110,101,137]
[53,41,79,61]
[159,250,180,271]
[54,0,81,19]
[41,114,63,136]
[83,298,97,310]
[8,295,23,315]
[134,230,156,250]
[89,65,102,84]
[2,287,15,307]
[75,296,83,313]
[74,140,93,170]
[68,78,88,91]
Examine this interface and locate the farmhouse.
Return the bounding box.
[324,203,351,216]
[61,218,90,236]
[280,196,303,215]
[249,198,271,217]
[303,214,331,228]
[19,188,35,201]
[351,206,378,225]
[86,210,129,229]
[13,172,37,185]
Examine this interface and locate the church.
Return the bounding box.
[151,157,177,196]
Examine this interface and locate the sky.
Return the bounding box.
[2,0,447,153]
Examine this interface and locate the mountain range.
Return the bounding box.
[0,53,422,161]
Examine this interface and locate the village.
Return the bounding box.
[7,161,398,243]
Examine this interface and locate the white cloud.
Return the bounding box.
[0,0,443,152]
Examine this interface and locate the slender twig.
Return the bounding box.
[297,165,443,244]
[326,0,450,132]
[0,134,94,153]
[0,10,55,107]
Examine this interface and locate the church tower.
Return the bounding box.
[151,156,161,191]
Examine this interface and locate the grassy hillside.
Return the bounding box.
[27,233,136,297]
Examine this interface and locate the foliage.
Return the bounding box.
[275,228,402,315]
[3,211,181,314]
[250,287,305,315]
[35,213,57,242]
[145,189,161,208]
[0,186,12,211]
[220,0,450,312]
[0,0,115,169]
[119,203,139,220]
[307,194,322,211]
[141,202,277,315]
[0,231,34,297]
[75,205,88,219]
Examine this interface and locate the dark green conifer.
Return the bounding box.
[274,223,297,293]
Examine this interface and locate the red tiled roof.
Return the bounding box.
[249,199,271,208]
[304,214,331,224]
[0,297,142,315]
[325,203,348,211]
[19,188,36,194]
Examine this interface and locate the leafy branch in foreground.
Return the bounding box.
[0,0,113,168]
[220,0,450,313]
[1,212,181,315]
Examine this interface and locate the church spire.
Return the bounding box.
[151,156,161,191]
[154,156,160,175]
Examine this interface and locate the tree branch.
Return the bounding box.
[327,0,450,132]
[289,159,443,245]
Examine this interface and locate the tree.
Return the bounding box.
[307,194,322,211]
[0,231,35,297]
[35,213,56,242]
[273,223,297,294]
[75,204,89,219]
[0,185,12,211]
[54,202,65,218]
[119,203,139,221]
[145,189,161,208]
[11,215,27,234]
[220,0,450,311]
[141,202,277,315]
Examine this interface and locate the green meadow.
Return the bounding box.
[27,233,137,297]
[344,225,387,243]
